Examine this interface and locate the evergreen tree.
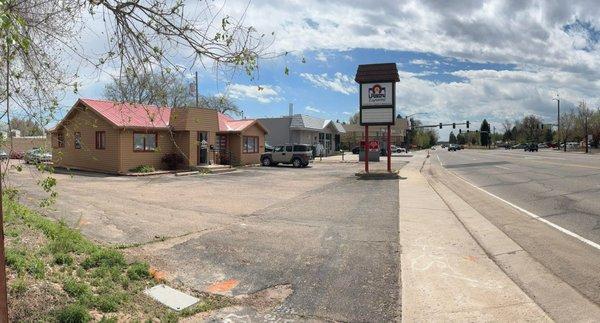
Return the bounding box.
[480,119,491,146]
[449,131,457,144]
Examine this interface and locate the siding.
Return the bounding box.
[51,107,121,173]
[256,117,291,146]
[239,124,265,165]
[118,129,175,173]
[170,108,219,166]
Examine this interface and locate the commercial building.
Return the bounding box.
[50,98,267,173]
[258,114,345,156]
[340,117,409,150]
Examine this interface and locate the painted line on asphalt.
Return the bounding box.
[449,170,600,252]
[436,154,443,166]
[494,165,510,170]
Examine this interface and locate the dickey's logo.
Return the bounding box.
[368,84,386,102]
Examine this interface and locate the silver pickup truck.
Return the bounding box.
[261,144,312,168]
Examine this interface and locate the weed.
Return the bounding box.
[54,253,74,266]
[27,258,45,279]
[63,278,91,300]
[10,278,27,295]
[127,262,150,281]
[81,249,126,269]
[6,248,27,274]
[128,165,155,173]
[54,304,91,323]
[5,227,21,237]
[93,292,126,313]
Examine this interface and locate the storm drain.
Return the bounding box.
[145,284,199,311]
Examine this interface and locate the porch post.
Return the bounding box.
[387,125,391,172]
[364,125,369,173]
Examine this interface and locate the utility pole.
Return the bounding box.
[585,114,589,154]
[554,96,563,152]
[195,71,199,108]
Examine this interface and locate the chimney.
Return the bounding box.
[289,103,293,116]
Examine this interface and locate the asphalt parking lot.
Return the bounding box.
[10,158,407,321]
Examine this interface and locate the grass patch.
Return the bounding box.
[128,165,155,173]
[4,197,233,321]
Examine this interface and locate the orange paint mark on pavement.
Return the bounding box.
[206,279,239,294]
[465,255,478,262]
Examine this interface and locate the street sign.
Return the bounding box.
[368,140,379,152]
[355,63,399,126]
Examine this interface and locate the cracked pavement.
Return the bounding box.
[9,159,407,321]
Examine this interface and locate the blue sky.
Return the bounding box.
[52,0,600,141]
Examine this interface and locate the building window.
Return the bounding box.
[243,136,258,153]
[197,131,208,142]
[133,133,157,151]
[74,132,81,149]
[95,131,106,149]
[57,132,65,148]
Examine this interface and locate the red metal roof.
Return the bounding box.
[79,98,171,129]
[217,113,256,132]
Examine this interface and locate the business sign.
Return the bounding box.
[361,82,393,107]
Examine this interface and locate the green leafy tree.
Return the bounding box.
[457,132,466,145]
[480,119,491,147]
[449,131,457,144]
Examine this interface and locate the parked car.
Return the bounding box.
[524,143,538,152]
[511,143,527,149]
[389,145,406,153]
[537,143,548,149]
[351,146,360,154]
[380,148,387,156]
[448,144,459,151]
[24,148,52,164]
[261,144,312,168]
[10,151,24,159]
[264,144,274,152]
[0,150,8,160]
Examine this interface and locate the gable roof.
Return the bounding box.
[289,114,345,133]
[217,113,267,133]
[355,63,399,83]
[54,99,172,131]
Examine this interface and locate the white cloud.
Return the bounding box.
[342,111,354,115]
[300,72,357,95]
[410,59,429,66]
[315,52,328,62]
[227,84,282,103]
[305,106,321,113]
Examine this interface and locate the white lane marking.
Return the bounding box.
[437,154,443,166]
[449,171,600,251]
[494,165,510,170]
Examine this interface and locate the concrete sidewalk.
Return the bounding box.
[399,152,550,321]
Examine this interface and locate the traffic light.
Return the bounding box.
[459,129,462,134]
[466,121,470,128]
[452,123,456,129]
[467,130,470,133]
[541,124,544,129]
[476,130,479,133]
[439,123,443,129]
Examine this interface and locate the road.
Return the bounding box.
[431,148,600,306]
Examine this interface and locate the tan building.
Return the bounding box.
[50,98,267,174]
[341,117,409,150]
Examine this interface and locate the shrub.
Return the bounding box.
[161,153,184,170]
[6,249,27,274]
[81,249,126,269]
[126,262,150,280]
[128,165,155,173]
[93,292,125,312]
[54,304,91,323]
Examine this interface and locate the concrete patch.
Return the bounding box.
[144,284,199,311]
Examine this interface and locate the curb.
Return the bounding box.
[424,160,600,321]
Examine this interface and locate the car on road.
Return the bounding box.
[448,144,459,151]
[389,145,407,153]
[261,144,312,168]
[524,143,538,152]
[24,148,52,164]
[537,143,548,149]
[511,143,527,149]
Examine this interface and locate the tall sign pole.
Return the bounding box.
[195,71,199,108]
[355,63,399,173]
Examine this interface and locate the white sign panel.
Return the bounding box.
[361,108,394,124]
[361,82,393,107]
